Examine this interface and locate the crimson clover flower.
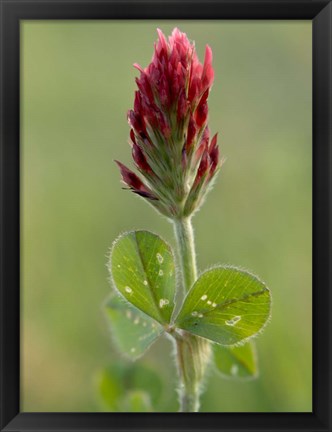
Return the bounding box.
[116,28,222,218]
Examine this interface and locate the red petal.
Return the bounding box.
[203,45,213,71]
[133,63,144,73]
[177,89,188,121]
[194,150,209,185]
[208,133,220,175]
[135,74,154,104]
[188,76,200,102]
[202,45,214,89]
[132,143,151,172]
[127,110,145,135]
[115,160,156,199]
[195,128,209,162]
[115,160,144,190]
[185,116,197,151]
[209,133,218,151]
[157,28,168,55]
[194,98,208,127]
[129,129,136,147]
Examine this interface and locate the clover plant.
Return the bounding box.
[105,28,271,412]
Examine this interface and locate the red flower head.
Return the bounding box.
[116,28,222,218]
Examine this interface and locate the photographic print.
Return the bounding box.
[20,20,312,413]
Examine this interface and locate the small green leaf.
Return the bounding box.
[105,295,163,360]
[122,390,153,412]
[176,266,271,345]
[213,341,258,379]
[125,363,163,405]
[97,365,123,411]
[109,230,176,324]
[96,362,163,411]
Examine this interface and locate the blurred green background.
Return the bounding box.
[21,21,312,412]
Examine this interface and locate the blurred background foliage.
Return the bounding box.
[21,21,312,412]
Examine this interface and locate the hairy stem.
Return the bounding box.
[173,217,197,293]
[173,217,211,412]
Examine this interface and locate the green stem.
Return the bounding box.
[173,217,197,293]
[173,217,211,412]
[174,331,211,412]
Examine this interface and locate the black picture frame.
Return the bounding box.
[0,0,331,431]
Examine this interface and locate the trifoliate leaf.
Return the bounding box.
[176,266,271,345]
[105,295,163,360]
[109,230,176,324]
[213,341,258,379]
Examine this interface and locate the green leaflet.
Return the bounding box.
[96,362,162,411]
[105,295,163,360]
[176,266,271,346]
[109,230,176,324]
[122,391,153,412]
[213,341,258,379]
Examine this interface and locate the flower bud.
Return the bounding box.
[115,160,156,200]
[116,28,222,218]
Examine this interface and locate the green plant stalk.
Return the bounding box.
[173,217,211,412]
[173,218,197,294]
